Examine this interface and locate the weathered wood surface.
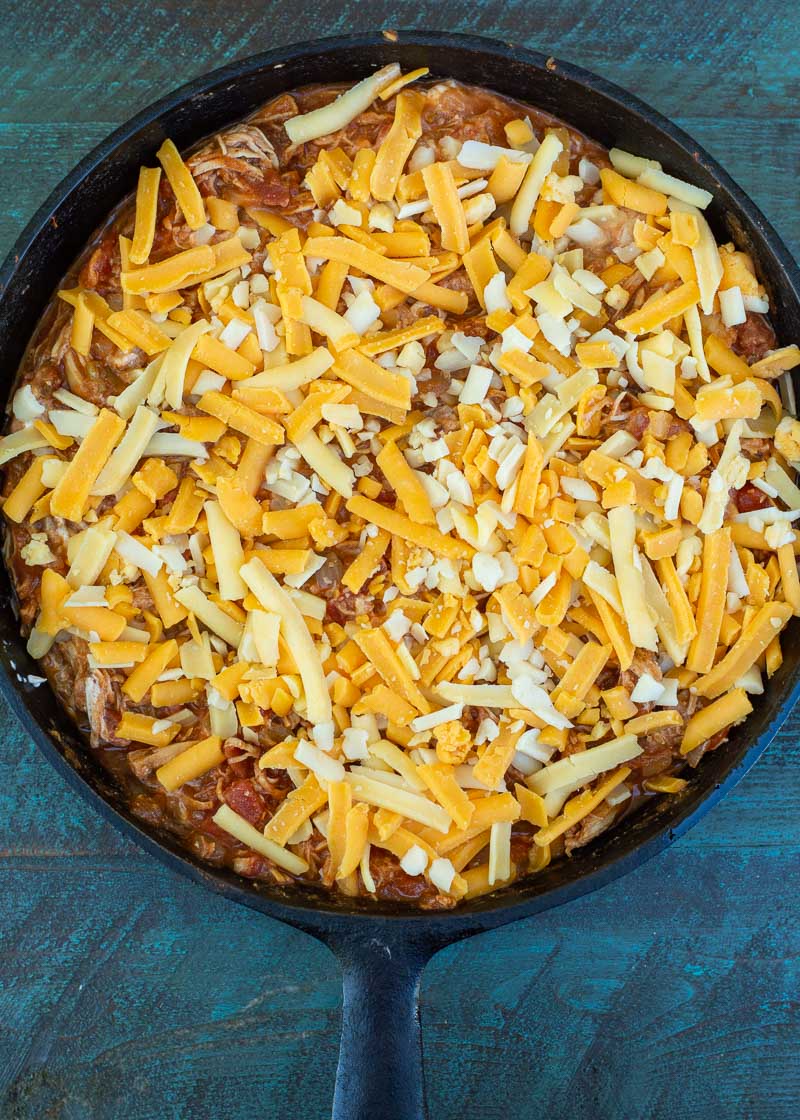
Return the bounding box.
[1,2,798,1117]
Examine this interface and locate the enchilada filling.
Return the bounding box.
[3,67,800,907]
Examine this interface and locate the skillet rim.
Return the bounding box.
[2,29,799,938]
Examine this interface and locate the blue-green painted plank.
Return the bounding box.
[0,4,798,1118]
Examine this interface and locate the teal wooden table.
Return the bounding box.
[1,3,799,1117]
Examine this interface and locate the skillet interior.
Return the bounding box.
[1,30,799,936]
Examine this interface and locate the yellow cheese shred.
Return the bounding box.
[213,804,310,874]
[680,689,752,755]
[616,280,700,336]
[240,557,332,725]
[303,236,430,294]
[157,138,207,230]
[353,627,431,714]
[694,602,792,698]
[198,391,284,447]
[376,439,435,525]
[50,409,126,522]
[472,727,522,790]
[421,162,469,255]
[121,245,214,295]
[337,804,371,879]
[341,528,391,592]
[358,316,445,356]
[327,781,352,878]
[370,91,423,201]
[346,494,474,560]
[510,133,563,236]
[92,405,161,496]
[105,310,171,356]
[70,293,95,356]
[284,65,401,145]
[534,766,632,846]
[333,349,411,411]
[3,456,51,523]
[124,640,179,704]
[607,505,658,651]
[130,166,162,265]
[293,430,355,498]
[263,775,328,846]
[685,528,731,674]
[193,333,256,381]
[417,762,474,830]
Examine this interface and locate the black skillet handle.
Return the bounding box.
[324,930,438,1120]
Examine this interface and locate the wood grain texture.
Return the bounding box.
[0,2,798,1117]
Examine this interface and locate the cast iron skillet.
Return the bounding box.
[1,30,799,1120]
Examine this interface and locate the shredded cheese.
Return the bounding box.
[528,736,642,796]
[304,235,431,295]
[157,139,206,230]
[510,133,563,236]
[50,409,126,522]
[213,804,310,873]
[285,66,401,144]
[607,506,659,651]
[10,67,794,912]
[130,166,162,264]
[240,558,332,724]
